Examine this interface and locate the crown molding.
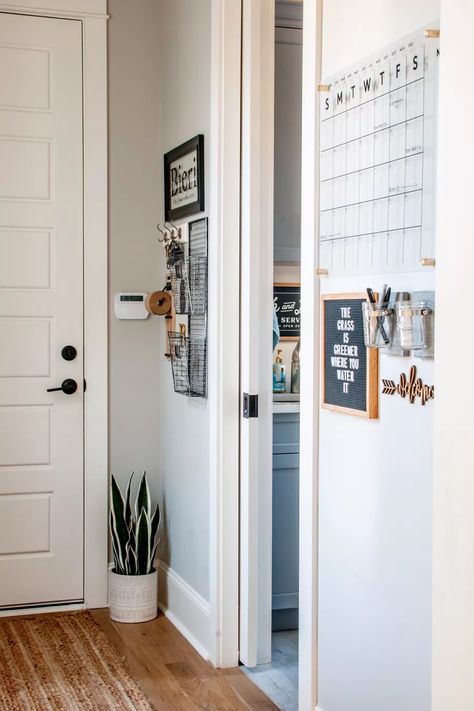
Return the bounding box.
[0,1,108,19]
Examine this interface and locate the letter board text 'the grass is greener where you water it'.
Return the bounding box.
[321,293,378,418]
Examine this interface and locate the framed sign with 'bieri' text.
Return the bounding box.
[164,134,205,221]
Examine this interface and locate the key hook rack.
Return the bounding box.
[156,222,184,245]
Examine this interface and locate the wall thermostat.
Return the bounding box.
[114,292,149,320]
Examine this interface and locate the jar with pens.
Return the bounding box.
[362,285,434,355]
[362,285,394,349]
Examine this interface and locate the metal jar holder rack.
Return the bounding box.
[361,290,435,358]
[166,218,208,398]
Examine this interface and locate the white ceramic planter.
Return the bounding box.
[109,569,158,623]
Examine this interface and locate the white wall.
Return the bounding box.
[108,0,211,611]
[318,3,439,711]
[432,1,474,708]
[156,0,212,603]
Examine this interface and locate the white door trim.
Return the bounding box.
[433,1,474,708]
[0,0,108,610]
[0,2,108,19]
[209,1,321,708]
[208,0,242,668]
[239,0,274,668]
[299,1,322,709]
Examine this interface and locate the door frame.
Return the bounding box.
[299,1,322,708]
[209,1,320,708]
[239,0,274,669]
[0,0,108,610]
[208,0,242,668]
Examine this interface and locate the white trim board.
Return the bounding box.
[157,561,210,661]
[239,0,275,668]
[299,0,323,710]
[433,1,474,708]
[81,10,108,611]
[0,1,107,18]
[208,0,242,669]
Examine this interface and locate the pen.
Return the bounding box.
[366,287,389,345]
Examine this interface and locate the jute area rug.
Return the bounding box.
[0,611,154,710]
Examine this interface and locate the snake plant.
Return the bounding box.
[110,472,160,575]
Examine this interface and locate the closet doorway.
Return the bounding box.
[239,2,302,709]
[208,0,319,708]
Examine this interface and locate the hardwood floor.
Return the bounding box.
[92,609,278,710]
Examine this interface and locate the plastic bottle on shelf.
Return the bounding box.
[291,339,300,394]
[273,349,286,393]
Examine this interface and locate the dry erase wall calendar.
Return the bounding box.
[319,25,439,276]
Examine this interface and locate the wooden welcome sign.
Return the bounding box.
[382,366,434,406]
[321,293,378,418]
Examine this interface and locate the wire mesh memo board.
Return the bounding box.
[169,217,208,397]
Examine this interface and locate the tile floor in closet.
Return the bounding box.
[242,630,298,711]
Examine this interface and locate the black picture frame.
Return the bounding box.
[164,134,205,221]
[273,283,301,340]
[321,293,378,419]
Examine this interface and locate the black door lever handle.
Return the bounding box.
[47,378,78,395]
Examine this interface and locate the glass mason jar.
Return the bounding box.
[395,301,432,350]
[362,302,394,348]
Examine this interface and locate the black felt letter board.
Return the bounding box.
[321,294,378,419]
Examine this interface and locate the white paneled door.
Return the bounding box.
[0,13,84,607]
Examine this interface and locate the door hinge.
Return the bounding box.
[243,393,258,419]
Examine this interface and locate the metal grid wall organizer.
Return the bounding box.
[169,332,207,397]
[170,256,207,315]
[169,217,208,397]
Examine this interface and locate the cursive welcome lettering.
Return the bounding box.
[382,365,434,406]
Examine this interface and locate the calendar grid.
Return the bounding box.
[323,224,423,243]
[320,114,424,157]
[319,27,438,275]
[418,60,426,265]
[320,75,424,125]
[321,187,422,216]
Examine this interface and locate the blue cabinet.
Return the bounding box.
[272,411,299,630]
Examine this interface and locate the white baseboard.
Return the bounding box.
[157,560,210,660]
[272,591,299,610]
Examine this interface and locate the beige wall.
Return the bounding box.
[108,0,162,503]
[155,0,212,601]
[108,0,211,602]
